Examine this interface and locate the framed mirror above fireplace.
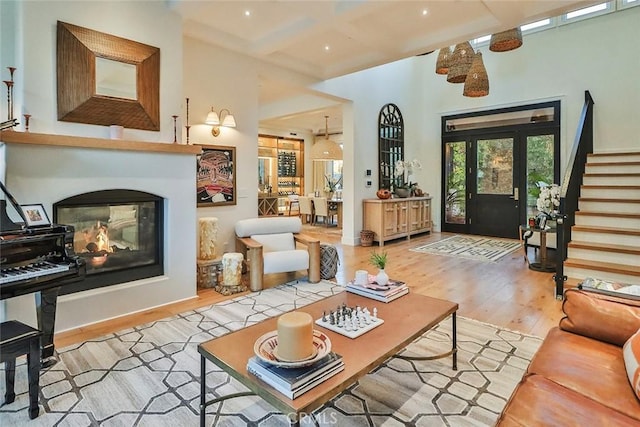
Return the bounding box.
[56,21,160,131]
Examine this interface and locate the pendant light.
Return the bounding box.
[310,116,343,161]
[463,52,489,97]
[447,42,474,83]
[435,46,452,75]
[489,27,523,52]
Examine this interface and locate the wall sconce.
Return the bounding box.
[205,107,236,137]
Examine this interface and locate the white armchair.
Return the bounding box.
[235,217,320,291]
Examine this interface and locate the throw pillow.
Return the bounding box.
[623,327,640,400]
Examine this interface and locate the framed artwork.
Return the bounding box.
[197,145,236,207]
[21,204,51,227]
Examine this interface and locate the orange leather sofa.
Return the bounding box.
[496,288,640,426]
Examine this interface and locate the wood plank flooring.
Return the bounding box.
[55,229,567,348]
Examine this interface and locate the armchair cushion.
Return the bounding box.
[264,250,309,274]
[235,217,302,237]
[251,233,296,252]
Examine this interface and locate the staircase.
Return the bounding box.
[564,152,640,284]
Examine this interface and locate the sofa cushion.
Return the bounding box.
[496,374,640,426]
[623,328,640,400]
[528,327,640,421]
[250,233,295,252]
[560,288,640,346]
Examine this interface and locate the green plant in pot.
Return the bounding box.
[369,250,389,286]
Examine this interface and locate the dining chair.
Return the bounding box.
[313,197,338,227]
[287,194,300,216]
[298,196,314,224]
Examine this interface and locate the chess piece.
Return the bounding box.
[322,311,327,322]
[373,307,378,320]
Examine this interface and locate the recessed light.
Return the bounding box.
[422,9,428,16]
[244,10,251,17]
[324,45,330,52]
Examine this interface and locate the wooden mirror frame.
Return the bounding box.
[57,21,160,131]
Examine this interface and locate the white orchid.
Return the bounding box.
[536,183,561,214]
[394,159,422,188]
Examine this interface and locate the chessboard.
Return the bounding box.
[314,303,384,339]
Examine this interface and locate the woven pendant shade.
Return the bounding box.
[446,42,474,83]
[463,52,489,97]
[489,27,523,52]
[435,47,452,75]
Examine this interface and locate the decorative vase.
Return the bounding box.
[376,189,391,199]
[376,269,389,286]
[394,188,410,198]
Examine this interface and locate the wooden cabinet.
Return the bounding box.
[258,196,279,216]
[363,197,431,246]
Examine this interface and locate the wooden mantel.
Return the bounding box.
[0,130,203,155]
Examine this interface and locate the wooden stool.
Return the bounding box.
[1,320,42,419]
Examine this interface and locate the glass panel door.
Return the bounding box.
[470,136,520,238]
[444,141,466,225]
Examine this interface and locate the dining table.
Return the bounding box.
[303,197,342,228]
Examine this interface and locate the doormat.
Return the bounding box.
[411,234,522,262]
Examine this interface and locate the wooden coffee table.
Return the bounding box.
[198,291,458,426]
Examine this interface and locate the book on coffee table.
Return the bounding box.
[247,352,343,398]
[345,278,408,302]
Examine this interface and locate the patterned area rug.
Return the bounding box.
[411,235,522,262]
[0,280,541,426]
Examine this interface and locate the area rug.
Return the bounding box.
[411,235,522,262]
[0,280,541,426]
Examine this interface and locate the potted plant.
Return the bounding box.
[369,250,389,286]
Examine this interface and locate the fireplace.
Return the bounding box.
[54,189,164,295]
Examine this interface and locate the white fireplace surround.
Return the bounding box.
[1,141,198,332]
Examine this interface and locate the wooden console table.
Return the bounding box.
[363,196,432,246]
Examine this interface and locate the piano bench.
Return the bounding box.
[1,320,42,419]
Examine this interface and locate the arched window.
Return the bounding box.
[378,103,404,190]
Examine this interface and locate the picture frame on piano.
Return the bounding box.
[20,203,51,227]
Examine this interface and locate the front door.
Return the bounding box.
[469,136,519,238]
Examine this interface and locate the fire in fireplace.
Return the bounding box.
[54,189,164,295]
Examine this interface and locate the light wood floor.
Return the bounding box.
[55,229,568,348]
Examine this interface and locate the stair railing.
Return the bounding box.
[554,90,594,298]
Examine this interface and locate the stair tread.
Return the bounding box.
[586,161,640,166]
[564,258,640,275]
[572,225,640,235]
[584,173,640,177]
[589,152,640,157]
[575,211,640,219]
[580,197,640,203]
[581,185,640,189]
[568,241,640,254]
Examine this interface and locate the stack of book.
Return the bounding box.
[247,352,344,399]
[345,276,408,302]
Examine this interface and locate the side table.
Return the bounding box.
[520,225,556,272]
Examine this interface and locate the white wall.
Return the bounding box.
[182,37,262,255]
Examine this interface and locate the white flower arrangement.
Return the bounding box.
[536,183,560,215]
[394,159,422,188]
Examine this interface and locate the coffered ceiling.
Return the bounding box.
[171,0,601,133]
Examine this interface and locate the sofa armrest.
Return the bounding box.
[560,288,640,346]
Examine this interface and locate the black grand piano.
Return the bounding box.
[1,181,86,366]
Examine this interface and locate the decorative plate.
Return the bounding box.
[253,329,332,368]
